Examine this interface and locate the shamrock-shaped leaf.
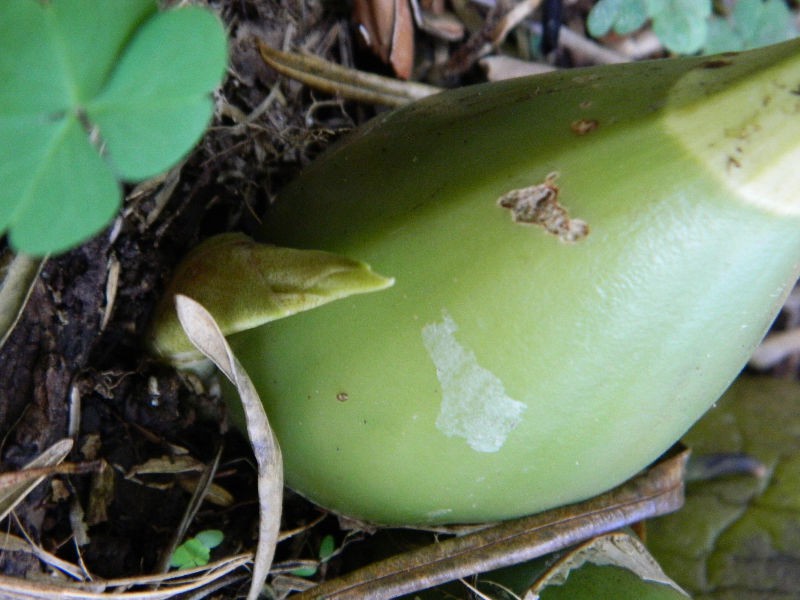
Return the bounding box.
[170,529,224,570]
[0,0,227,256]
[588,0,713,55]
[587,0,649,38]
[705,0,798,54]
[645,0,711,54]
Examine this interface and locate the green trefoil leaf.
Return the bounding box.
[0,0,227,256]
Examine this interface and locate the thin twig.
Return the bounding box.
[257,40,441,107]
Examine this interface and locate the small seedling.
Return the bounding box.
[170,529,224,570]
[291,534,337,577]
[0,0,227,256]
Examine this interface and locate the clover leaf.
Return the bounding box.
[588,0,713,55]
[0,0,227,256]
[170,529,224,570]
[587,0,649,38]
[645,0,712,55]
[705,0,798,54]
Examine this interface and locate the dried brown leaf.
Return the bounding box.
[528,532,688,597]
[353,0,415,78]
[174,295,283,600]
[126,455,205,478]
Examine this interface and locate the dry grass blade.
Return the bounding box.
[0,439,73,524]
[295,448,689,600]
[0,461,100,489]
[174,295,283,600]
[0,532,86,581]
[0,555,251,600]
[154,446,224,574]
[0,252,44,351]
[257,40,440,107]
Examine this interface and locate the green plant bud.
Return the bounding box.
[217,40,800,525]
[147,233,393,370]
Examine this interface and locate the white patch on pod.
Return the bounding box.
[422,310,526,452]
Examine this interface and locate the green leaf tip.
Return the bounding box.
[147,233,395,369]
[0,0,227,256]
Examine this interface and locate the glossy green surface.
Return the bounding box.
[227,41,800,524]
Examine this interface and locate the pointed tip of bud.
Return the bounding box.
[147,233,393,367]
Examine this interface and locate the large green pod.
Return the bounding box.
[228,40,800,525]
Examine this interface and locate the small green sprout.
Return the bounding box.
[170,529,224,570]
[291,534,337,578]
[0,0,227,256]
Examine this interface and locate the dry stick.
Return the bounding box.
[257,41,440,107]
[0,461,101,489]
[0,555,251,600]
[295,448,688,600]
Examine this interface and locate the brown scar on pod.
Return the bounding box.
[497,172,590,243]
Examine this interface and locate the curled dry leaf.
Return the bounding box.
[174,294,282,600]
[126,455,206,478]
[177,476,234,508]
[409,0,465,42]
[528,532,689,598]
[353,0,415,79]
